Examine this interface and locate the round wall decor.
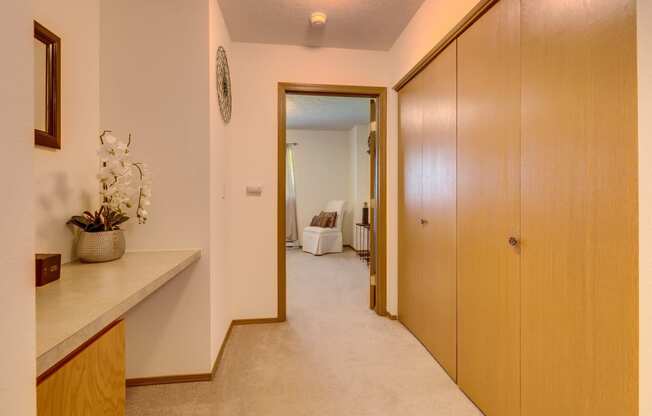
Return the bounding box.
[216,46,232,123]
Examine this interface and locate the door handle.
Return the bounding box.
[508,236,519,247]
[420,218,429,225]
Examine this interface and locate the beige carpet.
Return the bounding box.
[126,249,481,416]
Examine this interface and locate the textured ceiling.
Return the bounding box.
[286,95,370,130]
[217,0,426,51]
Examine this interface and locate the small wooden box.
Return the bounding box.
[36,254,61,287]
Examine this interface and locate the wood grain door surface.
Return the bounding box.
[398,70,424,337]
[520,0,638,414]
[398,0,638,414]
[37,322,125,416]
[419,42,458,380]
[457,0,521,414]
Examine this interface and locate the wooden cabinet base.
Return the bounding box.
[37,321,125,416]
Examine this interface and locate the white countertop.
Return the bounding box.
[36,250,201,376]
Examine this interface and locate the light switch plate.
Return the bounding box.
[246,185,263,196]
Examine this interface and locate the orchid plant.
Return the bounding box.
[68,131,151,232]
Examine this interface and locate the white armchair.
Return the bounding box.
[302,200,345,255]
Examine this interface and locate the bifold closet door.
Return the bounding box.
[521,0,638,414]
[398,69,424,333]
[398,42,458,380]
[419,42,458,379]
[457,0,521,415]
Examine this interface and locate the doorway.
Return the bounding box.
[277,83,388,320]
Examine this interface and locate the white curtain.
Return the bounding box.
[285,145,299,245]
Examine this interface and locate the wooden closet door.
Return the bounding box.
[521,1,638,414]
[457,0,521,414]
[398,71,424,331]
[419,42,458,380]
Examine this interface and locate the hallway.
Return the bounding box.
[126,249,480,415]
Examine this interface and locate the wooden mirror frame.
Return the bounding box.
[34,21,61,149]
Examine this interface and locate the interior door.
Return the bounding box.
[398,71,424,334]
[457,0,521,414]
[419,41,458,380]
[520,0,638,414]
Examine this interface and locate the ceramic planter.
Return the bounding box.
[77,230,126,263]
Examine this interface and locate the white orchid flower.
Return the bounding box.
[97,131,151,225]
[103,134,118,145]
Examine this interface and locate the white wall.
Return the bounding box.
[100,0,224,377]
[27,0,233,379]
[209,0,233,360]
[0,1,36,415]
[350,124,371,250]
[227,1,484,318]
[638,1,651,414]
[33,0,101,263]
[227,42,390,319]
[287,129,355,246]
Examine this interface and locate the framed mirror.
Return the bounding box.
[34,21,61,149]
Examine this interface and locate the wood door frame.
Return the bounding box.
[277,82,388,321]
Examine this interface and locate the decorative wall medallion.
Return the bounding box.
[216,46,232,123]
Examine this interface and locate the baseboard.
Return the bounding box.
[126,373,212,387]
[232,317,284,325]
[126,317,282,387]
[210,321,235,377]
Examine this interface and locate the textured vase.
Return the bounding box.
[77,230,126,263]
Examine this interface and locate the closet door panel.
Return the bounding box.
[457,0,521,414]
[398,72,424,332]
[521,1,638,414]
[420,42,458,380]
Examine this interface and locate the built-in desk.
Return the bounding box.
[35,250,200,415]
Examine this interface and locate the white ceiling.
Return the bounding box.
[217,0,426,51]
[286,95,370,130]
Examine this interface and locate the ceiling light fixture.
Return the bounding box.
[310,12,327,26]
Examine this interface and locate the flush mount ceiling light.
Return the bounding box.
[310,11,327,26]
